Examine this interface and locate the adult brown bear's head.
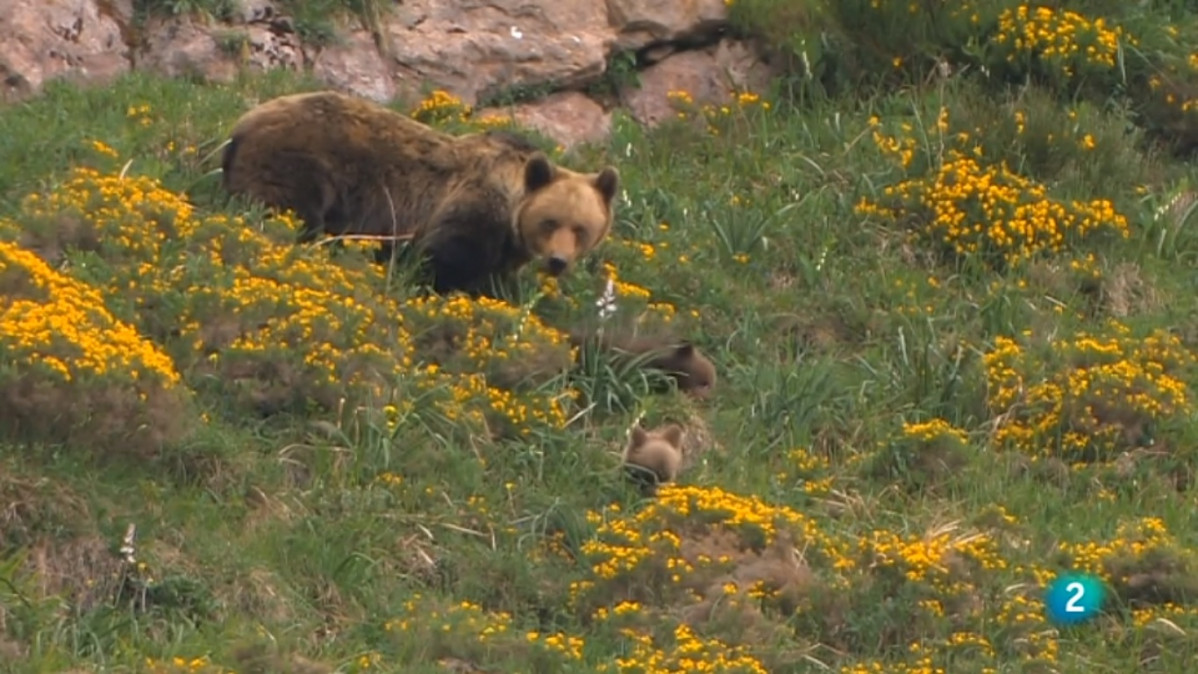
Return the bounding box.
[516,153,620,278]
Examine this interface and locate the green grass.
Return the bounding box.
[3,4,1198,673]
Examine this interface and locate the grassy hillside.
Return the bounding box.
[3,2,1198,672]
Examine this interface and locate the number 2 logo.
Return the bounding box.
[1064,581,1085,613]
[1045,573,1104,626]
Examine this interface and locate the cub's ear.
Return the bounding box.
[661,424,684,448]
[524,153,555,192]
[674,342,695,358]
[629,426,648,447]
[594,167,620,204]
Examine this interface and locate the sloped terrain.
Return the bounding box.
[2,2,1198,672]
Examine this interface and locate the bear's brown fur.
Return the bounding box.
[569,329,717,399]
[221,90,620,295]
[623,423,686,495]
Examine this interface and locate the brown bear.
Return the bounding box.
[622,423,686,495]
[569,329,717,399]
[220,90,620,295]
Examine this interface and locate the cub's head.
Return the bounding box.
[517,153,619,278]
[624,423,686,487]
[656,342,717,400]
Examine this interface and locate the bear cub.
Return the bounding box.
[221,90,620,296]
[570,330,717,399]
[622,423,687,495]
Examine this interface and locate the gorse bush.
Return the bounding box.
[988,4,1131,83]
[984,321,1194,463]
[860,153,1129,268]
[12,164,406,415]
[564,485,848,671]
[3,149,598,439]
[402,293,578,437]
[376,594,589,671]
[856,103,1131,270]
[0,239,190,458]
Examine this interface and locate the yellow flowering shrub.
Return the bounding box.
[144,656,231,674]
[865,418,973,492]
[0,241,180,387]
[595,259,687,333]
[401,293,578,437]
[10,163,582,432]
[857,144,1130,269]
[408,89,529,137]
[597,623,769,674]
[856,527,1006,596]
[773,446,835,496]
[377,594,585,670]
[992,6,1133,80]
[666,88,773,136]
[1053,517,1198,616]
[13,166,407,413]
[410,88,473,125]
[1145,71,1198,114]
[17,167,203,325]
[20,167,201,260]
[568,485,853,623]
[561,259,681,333]
[0,239,190,457]
[1059,517,1179,581]
[839,640,994,674]
[405,294,574,384]
[562,483,1094,670]
[984,322,1193,463]
[179,230,406,413]
[836,564,1061,671]
[1136,47,1198,152]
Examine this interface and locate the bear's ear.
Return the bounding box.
[524,153,555,192]
[661,424,684,448]
[594,167,620,204]
[674,342,695,358]
[629,426,648,447]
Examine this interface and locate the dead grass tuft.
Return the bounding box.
[227,568,300,627]
[15,212,101,265]
[1100,262,1159,318]
[864,425,972,494]
[390,531,445,587]
[1105,548,1198,606]
[0,465,90,549]
[26,534,124,614]
[0,635,25,662]
[777,304,868,354]
[678,530,814,646]
[231,641,335,674]
[0,376,194,462]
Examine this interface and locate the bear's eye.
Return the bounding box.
[540,219,558,233]
[573,225,589,247]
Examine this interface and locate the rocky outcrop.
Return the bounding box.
[481,91,614,149]
[0,0,776,147]
[621,40,774,127]
[0,0,133,103]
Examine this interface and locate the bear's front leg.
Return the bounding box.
[424,237,497,296]
[420,202,510,296]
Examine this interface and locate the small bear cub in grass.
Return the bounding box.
[622,423,686,496]
[569,330,717,400]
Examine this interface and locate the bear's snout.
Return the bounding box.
[545,256,569,276]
